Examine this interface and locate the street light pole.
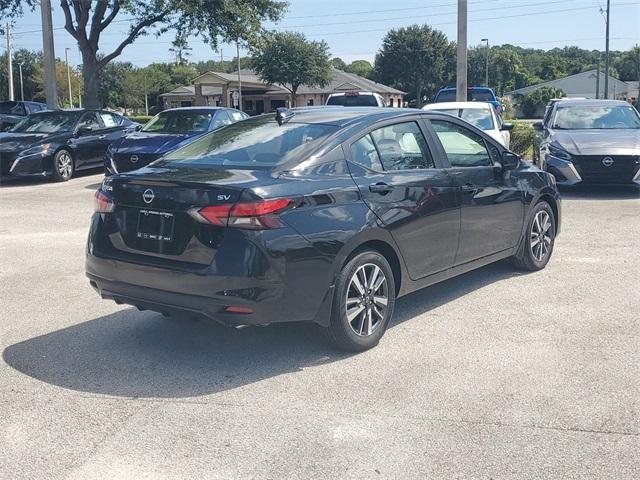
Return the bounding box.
[236,41,243,112]
[604,0,611,99]
[19,63,24,101]
[40,0,58,109]
[6,23,14,101]
[65,48,73,108]
[481,38,489,87]
[456,0,468,102]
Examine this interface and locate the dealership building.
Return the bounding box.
[160,69,405,114]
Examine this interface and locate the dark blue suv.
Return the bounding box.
[433,87,502,114]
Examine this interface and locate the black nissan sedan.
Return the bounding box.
[87,107,561,351]
[0,109,136,181]
[534,99,640,185]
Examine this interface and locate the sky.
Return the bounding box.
[3,0,639,67]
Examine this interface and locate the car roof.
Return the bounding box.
[265,106,441,127]
[438,86,493,92]
[327,92,380,97]
[161,106,227,112]
[554,99,630,107]
[423,101,494,110]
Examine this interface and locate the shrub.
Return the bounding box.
[510,121,537,160]
[517,86,565,118]
[127,115,153,124]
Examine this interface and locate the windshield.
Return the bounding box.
[142,111,213,134]
[435,90,496,102]
[434,108,495,130]
[157,115,338,168]
[10,111,80,133]
[327,95,380,107]
[0,101,25,115]
[552,105,640,129]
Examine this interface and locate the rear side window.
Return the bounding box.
[158,115,338,168]
[370,122,434,170]
[431,120,492,167]
[327,94,379,107]
[99,112,121,128]
[0,101,25,115]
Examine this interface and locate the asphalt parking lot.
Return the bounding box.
[1,172,639,479]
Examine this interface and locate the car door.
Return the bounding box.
[346,119,460,280]
[428,118,524,265]
[95,111,128,163]
[70,111,103,167]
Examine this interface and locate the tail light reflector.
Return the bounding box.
[94,190,116,213]
[189,198,295,229]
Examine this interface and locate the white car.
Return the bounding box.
[326,92,386,107]
[422,101,512,148]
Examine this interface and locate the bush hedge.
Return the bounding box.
[127,115,153,124]
[509,121,537,160]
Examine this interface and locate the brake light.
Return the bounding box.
[190,198,295,229]
[94,190,115,213]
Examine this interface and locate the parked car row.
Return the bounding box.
[0,107,248,181]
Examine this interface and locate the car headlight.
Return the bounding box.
[19,143,53,157]
[547,144,572,161]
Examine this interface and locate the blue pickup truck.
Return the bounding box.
[433,87,502,114]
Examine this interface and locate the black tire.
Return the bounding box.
[512,201,556,271]
[323,250,396,351]
[51,149,75,182]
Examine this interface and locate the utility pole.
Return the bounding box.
[456,0,468,102]
[481,38,489,87]
[236,42,243,112]
[40,0,58,109]
[596,53,601,99]
[6,23,14,101]
[19,63,24,101]
[604,0,610,99]
[65,48,73,108]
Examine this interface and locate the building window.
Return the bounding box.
[389,98,394,107]
[307,99,314,106]
[244,99,254,111]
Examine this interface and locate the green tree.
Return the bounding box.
[345,60,373,78]
[517,86,565,118]
[330,57,347,70]
[372,25,455,106]
[615,45,640,82]
[0,48,43,101]
[0,0,286,108]
[169,34,192,65]
[251,31,332,107]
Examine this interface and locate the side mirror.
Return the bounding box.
[500,122,514,131]
[532,121,544,131]
[75,126,93,137]
[501,151,520,170]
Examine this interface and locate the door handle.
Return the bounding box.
[461,183,478,193]
[98,134,106,139]
[369,183,394,194]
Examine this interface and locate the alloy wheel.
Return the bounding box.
[530,210,552,262]
[57,152,73,179]
[345,263,388,336]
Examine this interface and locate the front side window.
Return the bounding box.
[0,101,25,115]
[370,122,435,170]
[431,120,492,167]
[212,110,232,129]
[157,115,338,168]
[99,112,120,128]
[77,113,101,131]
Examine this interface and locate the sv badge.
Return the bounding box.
[217,194,231,201]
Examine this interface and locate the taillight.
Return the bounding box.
[94,190,115,213]
[189,198,294,229]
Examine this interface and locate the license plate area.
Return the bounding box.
[136,209,174,242]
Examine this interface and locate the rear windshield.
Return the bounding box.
[0,101,25,115]
[156,115,339,168]
[435,90,496,102]
[327,94,380,107]
[433,108,494,130]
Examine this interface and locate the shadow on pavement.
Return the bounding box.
[3,261,522,398]
[0,168,102,188]
[559,184,640,200]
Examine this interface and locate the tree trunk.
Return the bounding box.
[415,84,422,108]
[290,86,298,107]
[80,47,101,108]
